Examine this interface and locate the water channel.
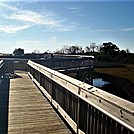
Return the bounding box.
[93,72,131,102]
[61,70,132,102]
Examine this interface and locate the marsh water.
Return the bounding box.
[93,78,110,87]
[93,72,131,102]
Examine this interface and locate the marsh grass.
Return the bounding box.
[95,63,134,84]
[94,61,134,102]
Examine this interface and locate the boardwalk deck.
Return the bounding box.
[8,71,71,134]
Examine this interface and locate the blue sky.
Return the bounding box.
[0,0,134,53]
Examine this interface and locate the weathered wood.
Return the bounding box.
[8,71,71,134]
[28,60,134,133]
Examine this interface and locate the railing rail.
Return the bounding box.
[35,55,93,71]
[0,60,4,81]
[3,60,28,72]
[34,55,94,84]
[28,60,134,134]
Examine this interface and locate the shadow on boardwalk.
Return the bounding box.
[0,76,10,134]
[0,73,21,134]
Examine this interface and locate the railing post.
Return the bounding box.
[38,71,41,85]
[77,97,80,134]
[86,104,90,134]
[90,65,94,85]
[40,73,42,86]
[27,60,134,134]
[77,87,81,134]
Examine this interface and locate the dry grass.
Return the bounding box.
[95,64,134,84]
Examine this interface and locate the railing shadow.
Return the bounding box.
[0,76,10,134]
[5,73,22,79]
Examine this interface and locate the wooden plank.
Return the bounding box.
[28,60,134,132]
[8,71,71,134]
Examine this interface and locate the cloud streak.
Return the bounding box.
[0,24,31,33]
[120,27,134,32]
[68,6,84,16]
[0,3,80,34]
[0,3,18,11]
[9,10,79,32]
[9,10,61,26]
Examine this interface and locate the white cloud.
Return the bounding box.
[51,36,57,40]
[68,6,84,16]
[89,28,114,32]
[0,3,80,33]
[43,21,80,32]
[0,3,18,11]
[97,29,114,32]
[0,24,31,33]
[120,27,134,32]
[56,25,77,32]
[9,10,60,26]
[69,7,83,10]
[9,10,79,32]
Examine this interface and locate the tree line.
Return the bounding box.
[12,42,134,64]
[55,42,134,64]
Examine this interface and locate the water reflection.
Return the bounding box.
[93,78,110,87]
[93,72,131,102]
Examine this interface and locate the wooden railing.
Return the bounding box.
[34,56,94,84]
[0,60,4,81]
[35,55,93,70]
[3,60,28,72]
[28,60,134,134]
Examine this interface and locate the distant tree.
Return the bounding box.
[85,43,96,53]
[100,42,120,56]
[69,45,78,54]
[120,50,126,55]
[55,49,60,54]
[55,48,65,54]
[90,43,96,52]
[63,45,69,54]
[13,48,24,56]
[97,42,120,61]
[63,45,82,54]
[126,48,130,53]
[55,45,69,54]
[78,46,83,53]
[32,49,40,54]
[96,44,102,52]
[85,46,91,53]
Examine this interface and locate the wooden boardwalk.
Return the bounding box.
[8,71,71,134]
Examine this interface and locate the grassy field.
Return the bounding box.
[95,63,134,84]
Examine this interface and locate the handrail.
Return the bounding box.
[0,60,3,64]
[53,54,94,59]
[35,57,93,70]
[0,60,4,82]
[0,60,3,68]
[28,60,134,133]
[0,60,4,69]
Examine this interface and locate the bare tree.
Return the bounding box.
[78,46,83,53]
[68,45,82,54]
[55,45,83,54]
[90,43,96,52]
[33,49,40,54]
[85,46,91,53]
[96,44,102,52]
[126,48,130,53]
